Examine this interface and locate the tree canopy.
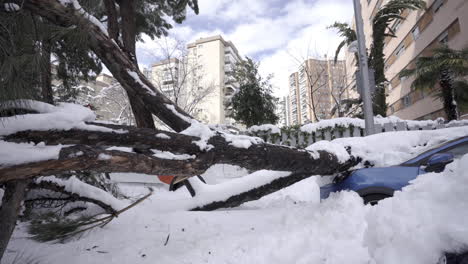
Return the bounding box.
[228,57,279,127]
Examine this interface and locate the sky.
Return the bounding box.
[135,0,354,97]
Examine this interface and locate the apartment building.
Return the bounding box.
[288,59,347,125]
[187,35,242,125]
[277,96,291,127]
[147,35,242,125]
[346,0,468,120]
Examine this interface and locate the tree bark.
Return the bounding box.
[40,39,54,105]
[440,70,458,121]
[102,0,119,42]
[117,0,156,129]
[0,180,29,260]
[22,0,192,132]
[3,123,358,180]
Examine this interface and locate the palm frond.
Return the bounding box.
[334,40,347,64]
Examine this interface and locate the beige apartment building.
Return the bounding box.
[346,0,468,120]
[147,35,242,125]
[288,59,348,125]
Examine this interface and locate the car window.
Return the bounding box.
[445,143,468,159]
[401,137,468,166]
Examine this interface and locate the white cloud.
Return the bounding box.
[135,0,354,97]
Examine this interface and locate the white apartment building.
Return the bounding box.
[187,35,242,125]
[277,96,291,127]
[346,0,468,120]
[147,35,242,125]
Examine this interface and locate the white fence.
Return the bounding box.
[247,118,468,149]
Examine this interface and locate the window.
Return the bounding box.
[367,0,372,4]
[411,26,420,40]
[438,30,449,44]
[432,0,444,13]
[402,95,411,107]
[395,43,406,57]
[446,143,468,159]
[198,44,203,48]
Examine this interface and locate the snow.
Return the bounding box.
[106,146,134,153]
[35,176,125,211]
[0,141,65,166]
[4,120,468,263]
[222,133,263,149]
[298,115,463,134]
[179,121,215,151]
[3,3,20,11]
[0,101,126,136]
[127,70,156,96]
[6,154,468,263]
[248,124,281,134]
[305,126,468,167]
[98,153,112,160]
[58,0,108,36]
[155,133,171,139]
[306,140,351,163]
[151,149,195,160]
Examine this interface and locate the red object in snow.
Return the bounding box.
[158,175,175,185]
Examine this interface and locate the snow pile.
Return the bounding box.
[298,116,467,134]
[0,141,65,166]
[200,164,250,184]
[5,155,468,263]
[306,140,350,163]
[365,154,468,264]
[180,121,215,151]
[35,176,125,211]
[307,126,468,167]
[301,117,365,133]
[248,124,281,134]
[222,133,263,149]
[0,100,125,136]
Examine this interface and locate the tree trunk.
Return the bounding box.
[2,126,358,183]
[23,0,192,132]
[117,0,155,129]
[41,39,54,104]
[370,23,388,117]
[0,180,29,260]
[440,70,458,121]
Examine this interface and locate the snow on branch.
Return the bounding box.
[58,0,108,36]
[31,176,125,213]
[0,100,126,136]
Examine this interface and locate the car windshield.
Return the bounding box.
[401,137,467,165]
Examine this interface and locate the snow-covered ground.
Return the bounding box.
[4,153,468,264]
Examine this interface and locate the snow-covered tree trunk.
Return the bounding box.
[0,180,29,260]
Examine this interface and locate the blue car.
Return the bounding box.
[320,136,468,205]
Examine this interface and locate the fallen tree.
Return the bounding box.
[0,0,356,260]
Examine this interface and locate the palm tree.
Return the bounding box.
[399,46,468,121]
[330,0,425,117]
[327,22,357,64]
[369,0,425,117]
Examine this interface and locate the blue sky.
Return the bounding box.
[136,0,354,96]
